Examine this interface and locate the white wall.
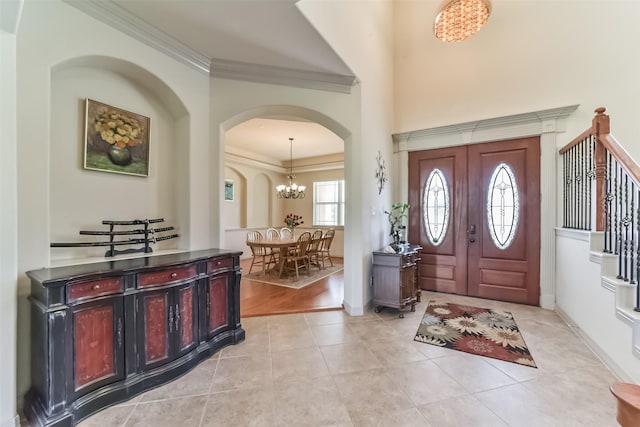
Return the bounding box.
[394,1,640,163]
[0,0,21,424]
[15,0,211,407]
[297,0,395,309]
[556,230,640,383]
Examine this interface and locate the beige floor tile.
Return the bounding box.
[332,368,415,421]
[269,327,316,352]
[385,359,468,406]
[201,386,276,427]
[304,310,348,326]
[351,407,430,427]
[320,342,383,375]
[483,357,542,382]
[364,337,428,366]
[220,330,270,358]
[431,353,517,393]
[346,319,399,341]
[271,347,330,383]
[310,322,361,346]
[210,355,272,393]
[140,358,218,402]
[475,383,571,427]
[418,394,508,427]
[124,395,207,427]
[78,404,135,427]
[273,376,352,427]
[267,313,308,331]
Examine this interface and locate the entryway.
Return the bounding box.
[408,137,541,305]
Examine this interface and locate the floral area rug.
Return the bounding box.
[414,300,537,368]
[243,264,343,289]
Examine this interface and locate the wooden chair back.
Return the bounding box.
[266,228,280,239]
[280,227,293,239]
[247,230,266,255]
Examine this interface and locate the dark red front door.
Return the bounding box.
[408,137,541,305]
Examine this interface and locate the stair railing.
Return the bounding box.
[559,107,640,311]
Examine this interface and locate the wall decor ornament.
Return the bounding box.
[84,98,150,177]
[375,150,388,195]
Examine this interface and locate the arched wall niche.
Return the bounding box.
[49,55,192,262]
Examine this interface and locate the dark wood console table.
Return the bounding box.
[372,245,422,318]
[24,249,244,427]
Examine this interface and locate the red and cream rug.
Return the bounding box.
[414,300,537,368]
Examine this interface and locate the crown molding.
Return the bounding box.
[392,105,579,146]
[210,58,358,94]
[226,152,343,173]
[64,0,211,74]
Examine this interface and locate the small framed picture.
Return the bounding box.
[84,99,150,177]
[224,179,234,201]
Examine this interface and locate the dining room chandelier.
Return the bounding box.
[434,0,491,43]
[276,138,306,199]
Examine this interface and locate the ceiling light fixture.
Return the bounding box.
[276,138,306,199]
[434,0,491,43]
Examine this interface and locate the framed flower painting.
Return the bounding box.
[224,179,234,201]
[84,98,150,177]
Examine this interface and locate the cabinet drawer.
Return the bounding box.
[68,278,123,302]
[208,257,232,272]
[138,265,197,288]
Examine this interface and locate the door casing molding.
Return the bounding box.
[393,105,579,309]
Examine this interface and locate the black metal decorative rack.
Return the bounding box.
[50,218,179,257]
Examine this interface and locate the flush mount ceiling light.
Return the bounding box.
[434,0,491,43]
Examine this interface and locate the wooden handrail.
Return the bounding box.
[559,107,640,232]
[558,126,594,155]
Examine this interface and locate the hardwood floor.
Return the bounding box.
[240,257,344,317]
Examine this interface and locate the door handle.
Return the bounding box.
[468,224,476,243]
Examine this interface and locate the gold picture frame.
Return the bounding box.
[84,98,150,177]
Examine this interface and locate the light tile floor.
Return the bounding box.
[43,292,625,426]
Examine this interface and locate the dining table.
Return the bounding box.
[245,237,299,277]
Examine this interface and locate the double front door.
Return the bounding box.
[408,137,541,305]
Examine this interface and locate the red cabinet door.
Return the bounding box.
[137,289,172,370]
[72,297,124,398]
[208,275,229,337]
[175,282,198,356]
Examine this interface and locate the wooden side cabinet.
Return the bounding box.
[372,245,422,318]
[25,249,244,427]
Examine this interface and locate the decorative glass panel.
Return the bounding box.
[422,169,449,246]
[487,163,519,249]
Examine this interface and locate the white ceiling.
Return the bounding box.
[105,0,351,163]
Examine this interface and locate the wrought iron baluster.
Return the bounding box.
[636,188,640,312]
[577,143,583,229]
[587,136,594,229]
[614,160,619,256]
[563,152,567,227]
[604,151,612,253]
[572,147,577,228]
[631,182,636,284]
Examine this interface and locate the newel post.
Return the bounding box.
[593,107,610,232]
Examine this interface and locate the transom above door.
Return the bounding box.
[408,137,541,305]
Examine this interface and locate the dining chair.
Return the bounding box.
[279,231,311,279]
[247,230,275,275]
[318,228,335,268]
[280,227,293,239]
[307,230,324,270]
[265,228,281,263]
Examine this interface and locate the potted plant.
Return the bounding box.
[385,203,410,249]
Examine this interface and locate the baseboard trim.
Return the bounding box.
[343,300,364,316]
[539,293,555,310]
[0,414,19,427]
[555,306,637,383]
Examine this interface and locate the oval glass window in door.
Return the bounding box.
[487,162,520,249]
[422,168,449,246]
